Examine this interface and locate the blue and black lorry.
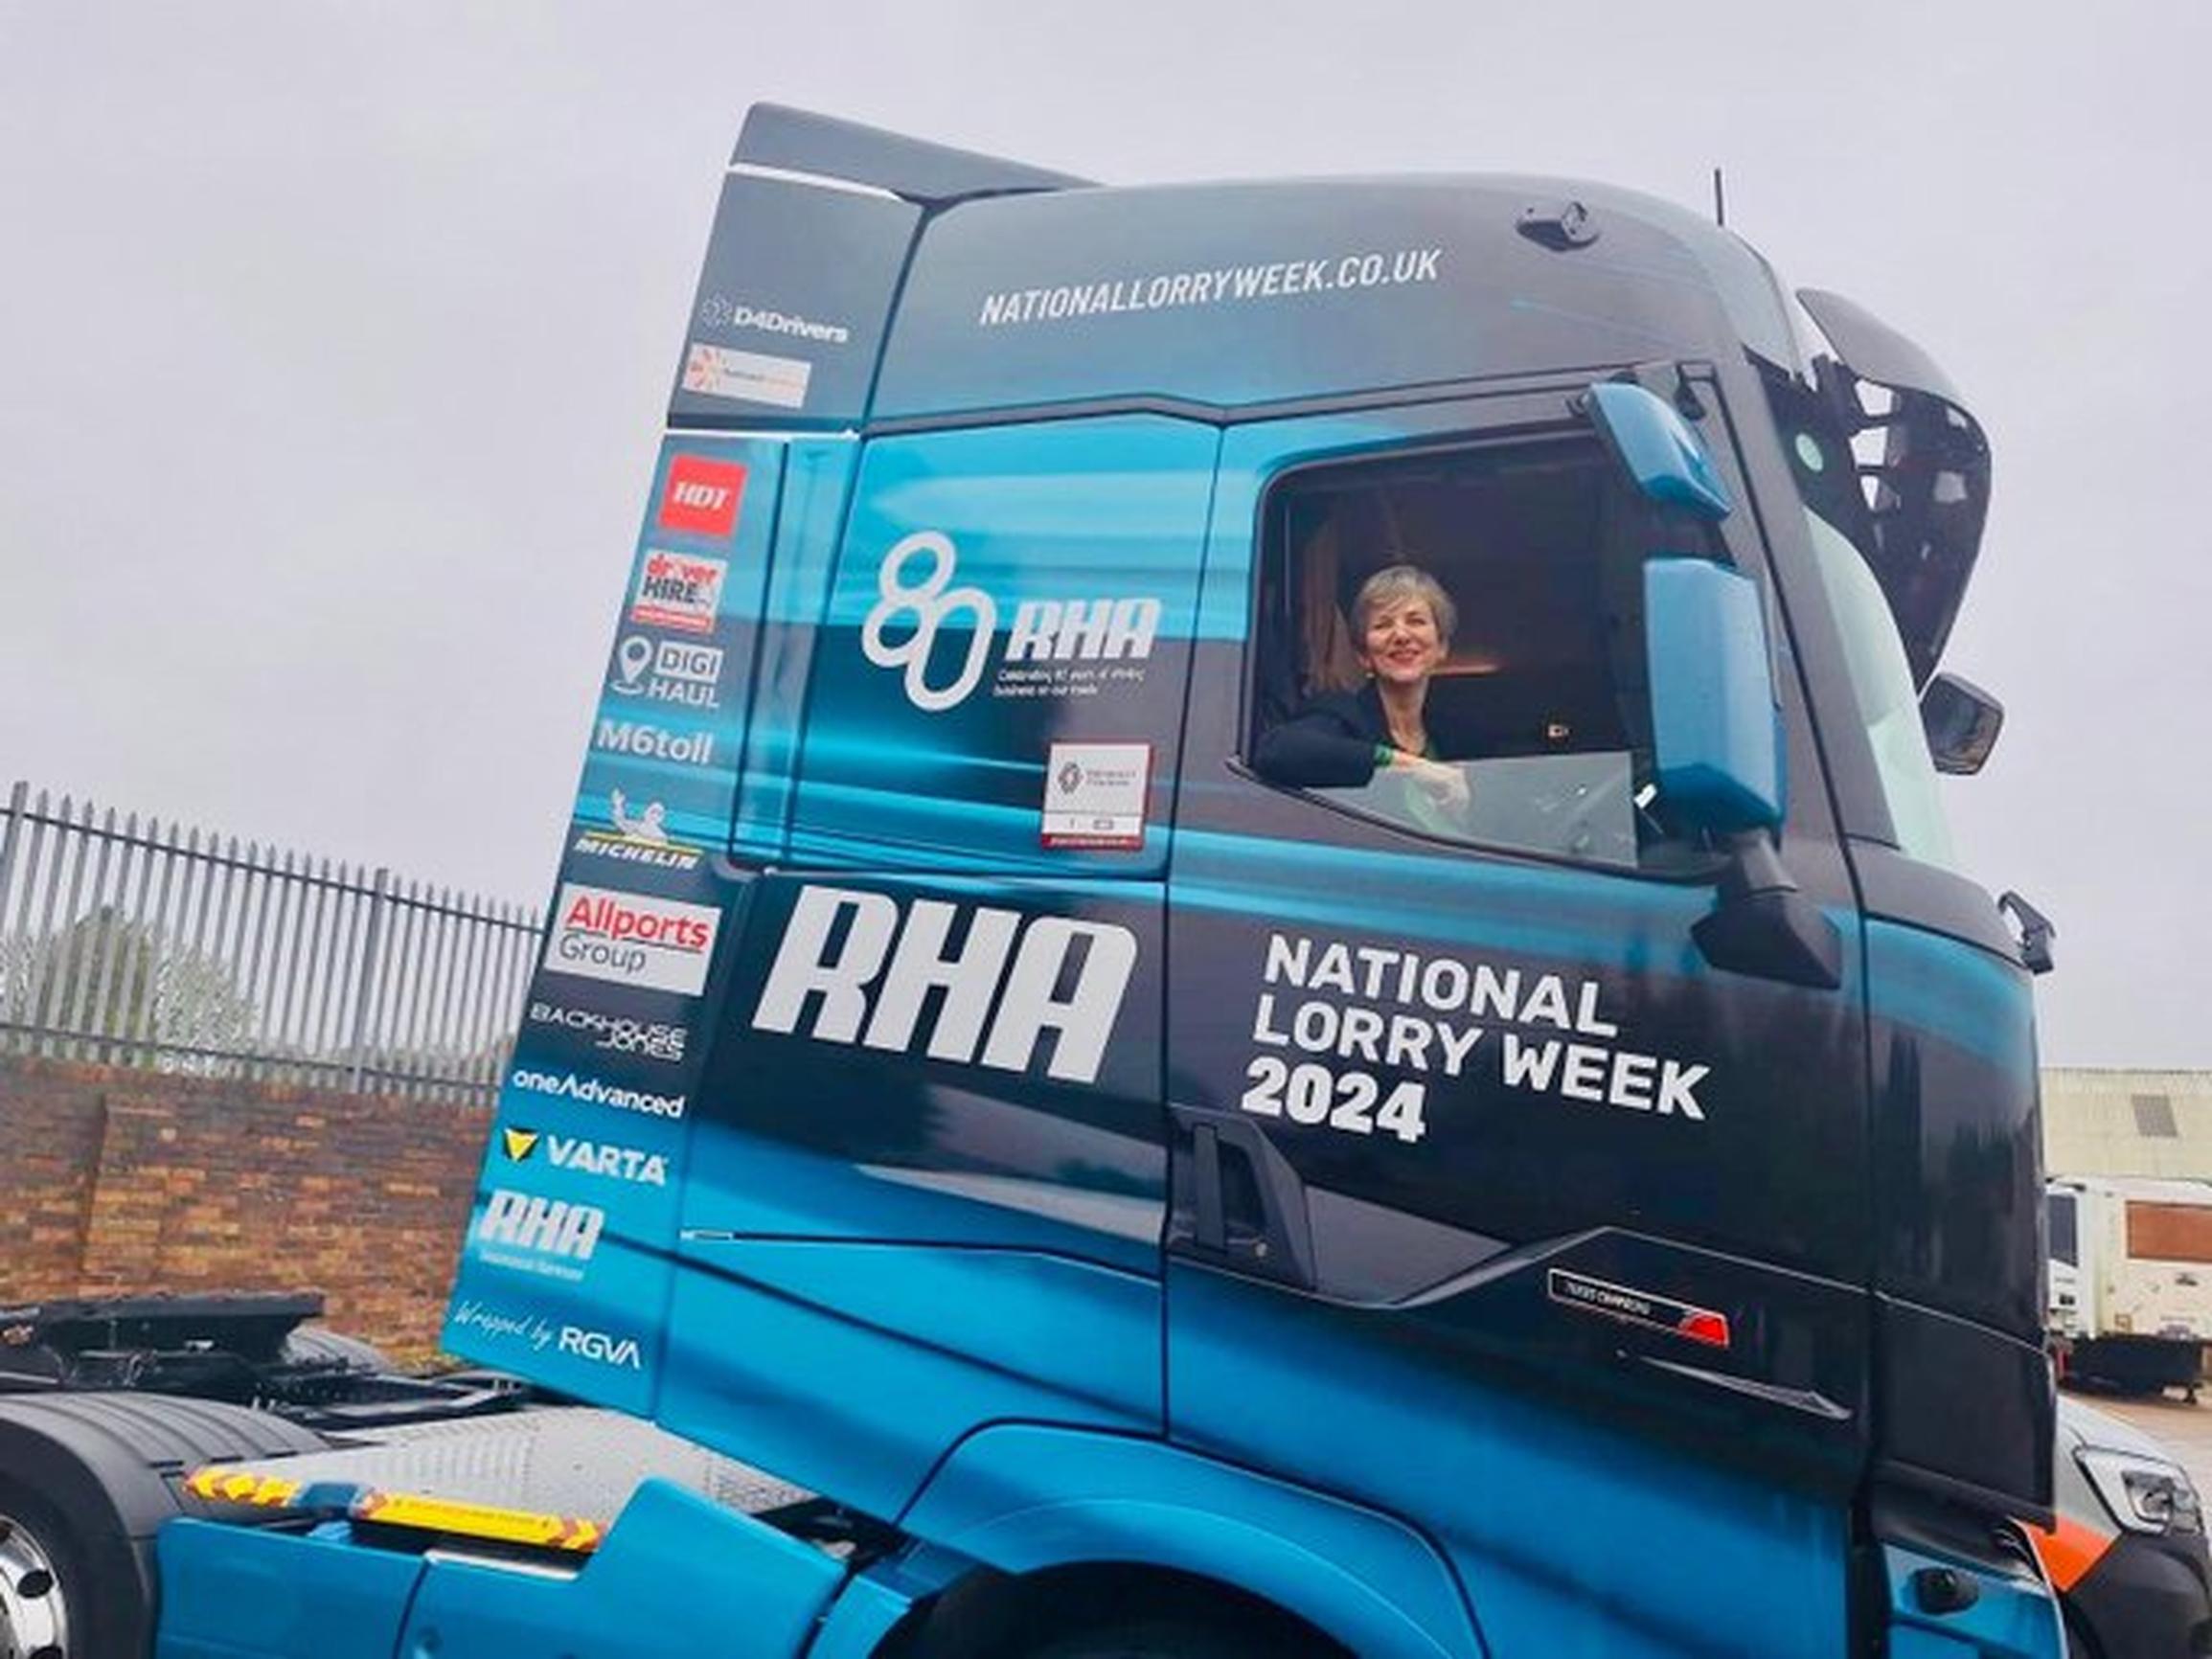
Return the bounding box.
[0,105,2064,1659]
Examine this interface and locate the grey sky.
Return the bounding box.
[2,3,2205,1064]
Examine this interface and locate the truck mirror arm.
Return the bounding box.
[1692,832,1845,989]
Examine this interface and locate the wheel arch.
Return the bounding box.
[890,1422,1479,1659]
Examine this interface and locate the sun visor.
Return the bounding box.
[668,170,922,430]
[1797,289,1991,685]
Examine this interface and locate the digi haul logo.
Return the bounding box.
[656,455,745,538]
[751,885,1137,1084]
[542,884,720,997]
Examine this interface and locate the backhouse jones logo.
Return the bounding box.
[541,884,720,997]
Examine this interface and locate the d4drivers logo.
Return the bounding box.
[656,455,745,538]
[542,884,719,996]
[630,551,726,635]
[860,532,1161,712]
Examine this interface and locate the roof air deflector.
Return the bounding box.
[733,104,1094,207]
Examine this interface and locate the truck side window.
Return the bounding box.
[1247,436,1695,871]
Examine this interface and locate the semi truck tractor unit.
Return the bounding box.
[2049,1176,2212,1397]
[6,107,2063,1658]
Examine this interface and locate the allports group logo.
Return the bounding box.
[656,455,745,539]
[541,883,719,996]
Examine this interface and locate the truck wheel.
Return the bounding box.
[0,1394,329,1659]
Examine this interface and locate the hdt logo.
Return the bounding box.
[656,455,745,538]
[859,532,1161,712]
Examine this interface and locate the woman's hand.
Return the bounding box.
[1387,750,1471,815]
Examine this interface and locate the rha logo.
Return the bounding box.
[656,455,745,539]
[559,1324,643,1371]
[751,885,1136,1084]
[501,1125,669,1187]
[860,532,1160,712]
[541,883,719,997]
[630,551,726,635]
[472,1189,603,1284]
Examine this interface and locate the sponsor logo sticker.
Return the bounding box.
[1042,741,1150,851]
[860,532,1160,713]
[593,718,716,768]
[541,884,719,997]
[525,998,689,1064]
[501,1125,669,1187]
[471,1189,603,1284]
[559,1324,643,1370]
[630,551,726,635]
[610,634,724,711]
[656,455,746,538]
[509,1065,688,1121]
[571,789,704,874]
[681,341,811,411]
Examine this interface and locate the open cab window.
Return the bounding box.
[1246,433,1727,873]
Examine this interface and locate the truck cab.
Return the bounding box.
[148,106,2061,1659]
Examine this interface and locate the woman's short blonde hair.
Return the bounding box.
[1352,563,1457,650]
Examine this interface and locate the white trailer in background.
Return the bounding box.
[2049,1175,2212,1397]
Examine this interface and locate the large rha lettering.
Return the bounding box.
[750,886,1137,1084]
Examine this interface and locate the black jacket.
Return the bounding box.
[1251,684,1396,788]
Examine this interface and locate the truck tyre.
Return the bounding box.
[1024,1621,1306,1659]
[0,1394,327,1659]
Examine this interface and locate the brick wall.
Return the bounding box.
[0,1055,486,1361]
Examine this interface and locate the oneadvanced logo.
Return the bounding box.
[527,998,688,1063]
[656,455,745,539]
[595,718,715,767]
[510,1066,688,1121]
[860,532,1160,713]
[472,1189,603,1284]
[559,1324,643,1371]
[752,885,1136,1085]
[542,884,719,997]
[502,1125,670,1187]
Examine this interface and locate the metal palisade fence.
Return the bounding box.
[0,782,544,1102]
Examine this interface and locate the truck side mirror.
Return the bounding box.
[1646,558,1782,834]
[1585,382,1733,520]
[1921,671,2004,776]
[1647,558,1843,989]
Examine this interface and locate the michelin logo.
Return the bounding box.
[860,533,1159,712]
[752,885,1136,1085]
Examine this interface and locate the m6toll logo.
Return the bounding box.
[860,532,1160,712]
[751,885,1136,1084]
[655,455,745,538]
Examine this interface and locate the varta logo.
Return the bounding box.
[751,885,1136,1084]
[501,1127,539,1162]
[501,1125,669,1187]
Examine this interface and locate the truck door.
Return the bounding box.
[664,413,1219,1515]
[1162,387,1876,1656]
